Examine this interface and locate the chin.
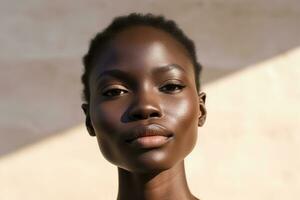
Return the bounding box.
[120,148,184,174]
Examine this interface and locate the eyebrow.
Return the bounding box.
[96,63,186,82]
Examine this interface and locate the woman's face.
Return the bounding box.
[85,26,206,173]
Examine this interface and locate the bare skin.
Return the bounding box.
[82,26,206,200]
[117,162,199,200]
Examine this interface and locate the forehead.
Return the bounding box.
[90,26,195,80]
[112,26,191,65]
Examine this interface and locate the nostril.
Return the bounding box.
[132,113,143,120]
[150,112,160,118]
[127,103,162,121]
[130,110,161,121]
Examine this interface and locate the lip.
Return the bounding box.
[125,124,174,149]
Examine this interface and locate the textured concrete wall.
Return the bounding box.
[1,0,299,199]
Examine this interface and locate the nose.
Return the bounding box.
[127,90,162,121]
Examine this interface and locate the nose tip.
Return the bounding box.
[126,85,163,121]
[129,104,162,121]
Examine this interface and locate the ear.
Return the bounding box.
[197,92,207,127]
[81,103,96,136]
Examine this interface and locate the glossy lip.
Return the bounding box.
[129,135,173,149]
[125,124,173,142]
[125,124,174,148]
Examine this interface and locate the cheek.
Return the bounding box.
[165,92,199,154]
[90,100,127,136]
[89,100,128,164]
[167,93,198,130]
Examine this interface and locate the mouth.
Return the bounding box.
[125,124,174,149]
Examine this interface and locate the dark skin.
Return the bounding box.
[82,26,207,200]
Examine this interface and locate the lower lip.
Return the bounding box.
[129,135,172,149]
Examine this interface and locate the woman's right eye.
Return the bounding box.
[102,89,128,97]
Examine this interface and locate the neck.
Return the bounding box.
[116,161,197,200]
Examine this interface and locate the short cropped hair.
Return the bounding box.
[82,13,202,103]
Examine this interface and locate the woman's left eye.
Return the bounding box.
[159,84,185,93]
[102,88,128,97]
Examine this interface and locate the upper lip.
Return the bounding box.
[125,123,173,143]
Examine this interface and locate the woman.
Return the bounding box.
[81,13,207,200]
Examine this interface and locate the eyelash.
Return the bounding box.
[102,83,186,97]
[159,83,186,93]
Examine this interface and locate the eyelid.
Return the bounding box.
[101,84,129,93]
[159,79,185,86]
[100,79,185,93]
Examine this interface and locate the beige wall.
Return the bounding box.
[1,0,299,199]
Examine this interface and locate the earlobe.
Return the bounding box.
[198,92,207,127]
[81,103,88,115]
[85,117,96,136]
[81,103,96,137]
[198,92,206,104]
